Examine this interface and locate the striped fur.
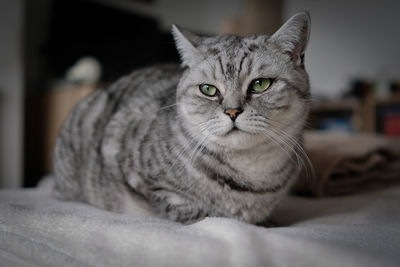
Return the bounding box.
[53,12,311,224]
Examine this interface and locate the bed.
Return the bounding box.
[1,132,400,267]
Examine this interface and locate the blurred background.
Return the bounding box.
[0,0,399,188]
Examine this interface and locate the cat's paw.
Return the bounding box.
[149,189,206,223]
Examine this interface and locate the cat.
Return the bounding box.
[53,12,311,224]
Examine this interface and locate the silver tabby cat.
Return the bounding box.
[53,12,311,224]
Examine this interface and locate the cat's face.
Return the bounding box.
[174,12,311,151]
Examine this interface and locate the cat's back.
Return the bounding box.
[53,64,182,204]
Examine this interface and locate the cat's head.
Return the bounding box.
[173,12,311,151]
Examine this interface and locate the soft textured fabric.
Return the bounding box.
[295,131,400,196]
[1,179,400,267]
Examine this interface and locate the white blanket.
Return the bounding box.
[1,180,400,267]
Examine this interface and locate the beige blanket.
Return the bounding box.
[294,131,400,196]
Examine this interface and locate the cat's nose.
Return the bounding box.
[224,108,243,121]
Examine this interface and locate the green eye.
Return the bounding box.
[199,84,218,97]
[250,78,272,93]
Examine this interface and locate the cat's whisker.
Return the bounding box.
[185,137,212,193]
[268,127,315,181]
[250,115,294,130]
[188,133,210,166]
[157,103,181,112]
[169,118,219,175]
[251,107,312,130]
[258,117,313,167]
[168,122,210,173]
[249,121,305,172]
[186,123,224,177]
[264,127,306,174]
[188,121,223,164]
[259,129,300,168]
[257,120,315,180]
[168,138,194,173]
[186,120,210,132]
[251,116,307,159]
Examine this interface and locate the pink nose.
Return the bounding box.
[224,108,243,121]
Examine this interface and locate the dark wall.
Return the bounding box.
[24,0,180,187]
[46,0,180,82]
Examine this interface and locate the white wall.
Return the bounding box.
[0,0,24,187]
[284,0,400,98]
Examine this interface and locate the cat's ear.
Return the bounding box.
[270,11,311,66]
[172,25,204,68]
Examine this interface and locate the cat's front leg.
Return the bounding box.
[149,189,207,223]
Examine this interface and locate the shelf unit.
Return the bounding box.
[309,94,400,136]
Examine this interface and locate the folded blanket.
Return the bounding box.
[294,131,400,196]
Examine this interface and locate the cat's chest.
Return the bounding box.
[202,147,292,222]
[225,146,285,177]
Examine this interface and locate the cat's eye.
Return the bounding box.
[199,84,218,97]
[249,78,272,93]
